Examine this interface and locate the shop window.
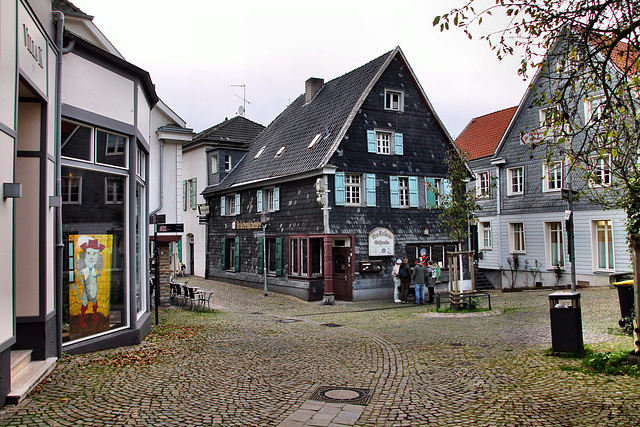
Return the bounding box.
[96,129,127,168]
[545,222,564,269]
[62,166,127,344]
[406,243,457,269]
[61,120,92,162]
[592,220,614,271]
[290,236,324,277]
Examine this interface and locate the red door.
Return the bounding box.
[332,247,352,300]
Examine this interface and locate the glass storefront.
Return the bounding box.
[61,119,130,344]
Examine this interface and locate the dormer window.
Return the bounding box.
[385,89,404,112]
[255,146,266,159]
[275,146,286,157]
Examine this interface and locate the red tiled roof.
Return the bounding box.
[455,106,517,160]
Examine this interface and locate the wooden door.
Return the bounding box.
[332,247,352,300]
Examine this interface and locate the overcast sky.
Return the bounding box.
[69,0,530,138]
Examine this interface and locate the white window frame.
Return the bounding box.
[211,155,218,173]
[62,176,82,204]
[590,155,612,187]
[509,222,526,254]
[592,219,615,271]
[136,147,146,180]
[225,154,232,171]
[584,95,605,123]
[398,176,410,208]
[544,222,565,269]
[479,221,492,250]
[105,177,124,204]
[384,89,404,112]
[264,188,275,212]
[476,171,490,198]
[345,174,362,206]
[507,167,524,196]
[376,131,391,155]
[543,161,563,192]
[105,132,126,156]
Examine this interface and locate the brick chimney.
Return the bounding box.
[305,77,324,103]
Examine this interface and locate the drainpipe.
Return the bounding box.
[53,11,73,359]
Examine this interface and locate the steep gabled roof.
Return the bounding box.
[455,106,517,160]
[52,0,93,19]
[185,116,265,151]
[205,47,455,194]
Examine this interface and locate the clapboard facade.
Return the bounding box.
[203,47,460,301]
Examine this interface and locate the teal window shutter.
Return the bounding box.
[257,189,263,213]
[234,237,240,272]
[275,238,283,276]
[367,130,376,153]
[183,180,187,211]
[257,238,264,274]
[409,176,418,207]
[390,176,400,208]
[221,196,226,216]
[221,237,226,269]
[426,178,437,208]
[335,172,345,206]
[394,133,404,155]
[235,193,241,215]
[274,187,280,211]
[365,173,376,207]
[191,178,197,209]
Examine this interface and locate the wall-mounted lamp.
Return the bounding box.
[3,183,22,199]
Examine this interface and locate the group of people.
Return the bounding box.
[392,254,438,304]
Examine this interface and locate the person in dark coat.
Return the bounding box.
[412,259,427,304]
[426,260,437,303]
[399,257,412,304]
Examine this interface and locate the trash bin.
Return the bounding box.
[612,280,634,320]
[548,291,584,354]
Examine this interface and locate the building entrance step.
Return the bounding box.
[7,351,57,405]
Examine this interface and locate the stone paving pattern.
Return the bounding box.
[1,278,639,426]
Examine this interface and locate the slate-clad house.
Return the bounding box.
[202,47,460,301]
[462,41,631,289]
[182,116,265,278]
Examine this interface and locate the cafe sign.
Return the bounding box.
[368,227,394,256]
[18,3,48,94]
[232,220,262,230]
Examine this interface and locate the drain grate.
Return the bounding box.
[309,386,372,405]
[321,323,343,327]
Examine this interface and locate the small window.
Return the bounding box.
[543,161,563,192]
[255,146,266,159]
[479,221,492,250]
[345,174,361,206]
[385,89,404,112]
[62,176,82,204]
[585,95,605,123]
[476,172,490,197]
[398,177,409,207]
[225,154,232,171]
[545,222,564,269]
[509,222,526,254]
[105,177,125,204]
[136,147,146,180]
[591,155,612,187]
[211,155,218,173]
[507,167,524,195]
[376,132,391,155]
[307,134,322,149]
[592,219,614,271]
[275,146,286,157]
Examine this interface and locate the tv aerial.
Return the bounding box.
[231,84,251,117]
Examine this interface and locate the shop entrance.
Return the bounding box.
[332,247,352,300]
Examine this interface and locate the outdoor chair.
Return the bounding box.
[197,290,214,311]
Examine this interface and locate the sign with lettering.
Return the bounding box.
[18,4,48,94]
[232,220,263,230]
[368,227,394,256]
[157,223,184,233]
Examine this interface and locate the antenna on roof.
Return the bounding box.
[231,84,251,117]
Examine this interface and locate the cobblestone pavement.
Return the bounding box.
[1,279,639,426]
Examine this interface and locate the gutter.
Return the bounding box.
[149,139,164,216]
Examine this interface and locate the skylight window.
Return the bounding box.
[275,146,286,157]
[307,133,322,149]
[255,145,266,159]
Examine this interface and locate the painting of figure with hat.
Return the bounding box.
[69,234,113,338]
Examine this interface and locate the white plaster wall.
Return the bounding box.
[137,85,150,143]
[182,147,207,277]
[46,159,55,314]
[62,53,134,125]
[0,0,17,128]
[0,132,15,342]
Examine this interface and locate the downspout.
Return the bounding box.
[149,139,164,216]
[53,11,74,358]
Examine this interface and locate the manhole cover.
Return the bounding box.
[309,386,372,405]
[321,323,342,327]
